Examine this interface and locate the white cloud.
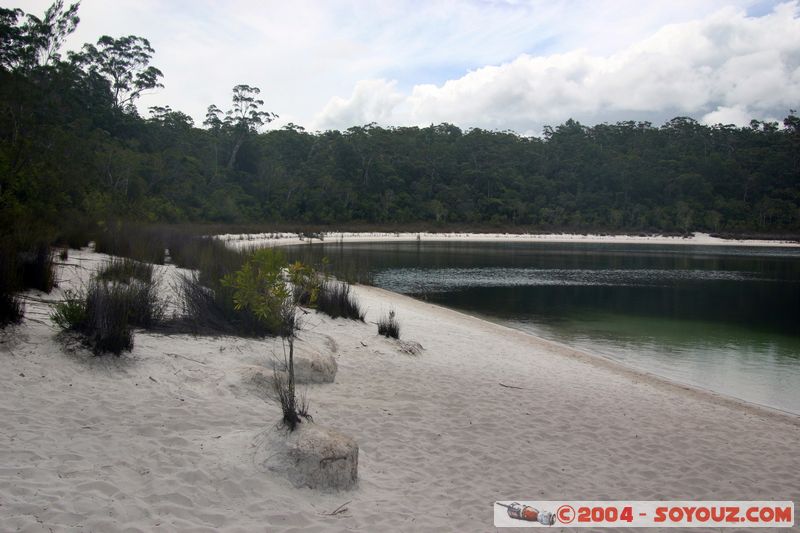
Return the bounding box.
[702,105,755,125]
[313,79,404,130]
[316,2,800,132]
[15,0,799,132]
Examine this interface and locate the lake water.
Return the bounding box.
[287,241,800,414]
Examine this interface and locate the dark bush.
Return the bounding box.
[0,241,23,326]
[95,223,166,264]
[316,281,365,321]
[52,282,134,355]
[0,292,23,327]
[173,273,275,337]
[54,216,94,250]
[95,258,163,328]
[123,280,165,329]
[18,243,56,293]
[84,282,134,354]
[98,257,154,284]
[377,310,400,339]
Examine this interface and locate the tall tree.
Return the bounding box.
[206,85,277,169]
[72,35,163,110]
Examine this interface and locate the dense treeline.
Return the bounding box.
[2,1,799,242]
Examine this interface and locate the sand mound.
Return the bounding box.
[261,423,359,491]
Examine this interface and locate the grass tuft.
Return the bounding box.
[84,282,134,355]
[274,369,312,431]
[377,310,400,339]
[316,281,365,321]
[97,257,154,284]
[52,282,134,355]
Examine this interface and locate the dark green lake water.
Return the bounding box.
[288,241,800,414]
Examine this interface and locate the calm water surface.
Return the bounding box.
[289,241,800,414]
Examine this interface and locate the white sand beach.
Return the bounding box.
[1,248,798,532]
[221,231,800,249]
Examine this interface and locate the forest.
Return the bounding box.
[2,1,799,243]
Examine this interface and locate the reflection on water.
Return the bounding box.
[287,241,800,414]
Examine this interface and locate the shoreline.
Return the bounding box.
[1,248,798,531]
[220,230,800,248]
[364,284,800,424]
[236,231,800,419]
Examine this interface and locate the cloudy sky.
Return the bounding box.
[16,0,800,134]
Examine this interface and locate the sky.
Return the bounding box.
[15,0,800,135]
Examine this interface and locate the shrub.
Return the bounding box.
[95,258,163,329]
[287,260,322,306]
[54,216,94,250]
[377,310,400,339]
[94,223,166,264]
[222,248,289,332]
[0,293,23,326]
[97,257,154,284]
[18,243,56,293]
[0,244,23,326]
[224,251,311,431]
[316,281,365,321]
[174,273,274,337]
[50,289,86,330]
[52,282,134,355]
[122,279,165,329]
[84,282,133,354]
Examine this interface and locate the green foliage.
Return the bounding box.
[50,288,85,330]
[221,248,290,334]
[71,34,163,109]
[287,260,322,306]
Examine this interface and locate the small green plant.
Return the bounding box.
[287,260,322,306]
[378,310,400,339]
[50,289,86,330]
[223,248,311,431]
[222,248,289,332]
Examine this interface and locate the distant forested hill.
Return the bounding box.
[2,3,799,239]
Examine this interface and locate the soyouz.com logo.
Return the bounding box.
[494,501,794,528]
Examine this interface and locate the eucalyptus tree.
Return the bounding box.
[71,35,163,111]
[205,84,278,170]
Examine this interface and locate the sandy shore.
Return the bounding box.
[221,230,800,249]
[1,248,798,532]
